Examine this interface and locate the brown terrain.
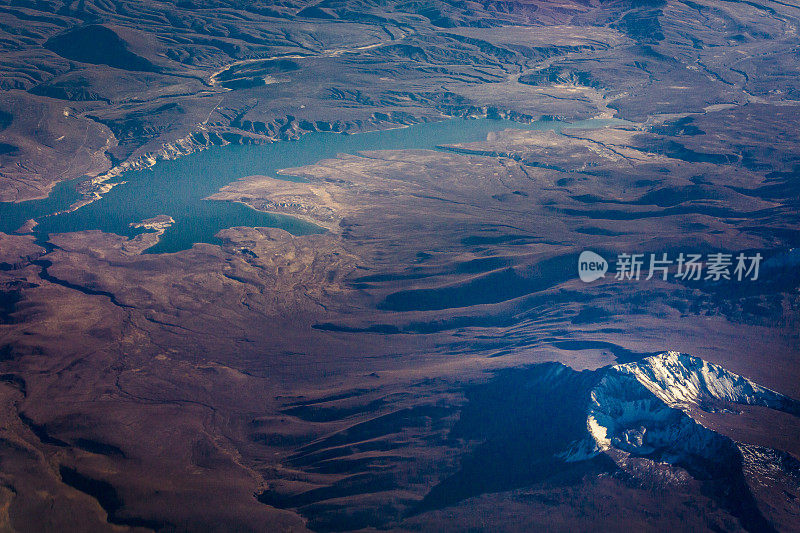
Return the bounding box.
[1,0,800,532]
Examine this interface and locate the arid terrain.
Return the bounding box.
[1,1,799,532]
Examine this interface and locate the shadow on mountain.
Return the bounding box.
[44,25,159,73]
[258,358,789,531]
[378,255,577,312]
[412,363,611,514]
[415,360,782,532]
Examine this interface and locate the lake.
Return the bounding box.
[0,117,623,254]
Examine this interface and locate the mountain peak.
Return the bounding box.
[613,351,800,413]
[560,351,800,461]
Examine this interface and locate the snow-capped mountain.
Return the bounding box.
[568,352,800,462]
[609,352,800,413]
[424,351,800,530]
[544,351,800,532]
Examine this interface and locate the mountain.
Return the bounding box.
[260,352,800,531]
[577,351,800,461]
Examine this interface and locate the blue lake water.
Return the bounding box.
[0,118,623,254]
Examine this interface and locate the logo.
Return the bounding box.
[578,251,608,283]
[575,250,764,282]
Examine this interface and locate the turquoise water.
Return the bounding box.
[0,118,623,254]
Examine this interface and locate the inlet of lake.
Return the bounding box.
[0,117,623,254]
